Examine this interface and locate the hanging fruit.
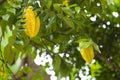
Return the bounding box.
[79,40,94,64]
[63,0,68,6]
[23,6,40,38]
[80,45,94,64]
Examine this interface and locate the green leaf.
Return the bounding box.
[14,43,23,52]
[4,44,15,65]
[23,44,33,55]
[32,71,44,80]
[1,26,12,50]
[59,59,72,77]
[59,43,69,52]
[8,53,22,73]
[62,17,74,28]
[2,14,10,21]
[62,7,74,17]
[53,55,61,73]
[90,61,102,77]
[46,17,57,33]
[75,7,81,13]
[114,0,120,7]
[100,0,107,5]
[53,3,61,12]
[9,0,22,8]
[72,19,84,29]
[78,39,93,49]
[7,8,16,14]
[46,0,52,9]
[0,27,2,39]
[43,14,49,22]
[79,41,92,49]
[0,21,7,35]
[93,42,101,53]
[1,27,13,65]
[47,17,56,28]
[90,5,102,14]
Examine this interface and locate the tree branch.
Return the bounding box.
[41,36,56,45]
[95,52,120,73]
[11,55,50,80]
[30,40,54,57]
[27,55,50,80]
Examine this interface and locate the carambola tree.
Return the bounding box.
[0,0,120,80]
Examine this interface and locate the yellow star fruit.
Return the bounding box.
[63,0,68,6]
[79,44,94,64]
[23,6,40,38]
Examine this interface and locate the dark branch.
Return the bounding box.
[41,36,56,45]
[30,40,54,57]
[95,52,120,73]
[27,55,50,80]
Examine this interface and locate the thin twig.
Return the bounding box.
[41,36,56,45]
[30,40,54,57]
[41,39,55,54]
[95,52,120,73]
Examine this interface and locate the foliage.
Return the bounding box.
[0,0,120,80]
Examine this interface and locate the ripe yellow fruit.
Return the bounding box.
[80,45,94,64]
[63,0,68,6]
[0,72,6,78]
[0,67,3,71]
[34,17,40,36]
[23,6,40,38]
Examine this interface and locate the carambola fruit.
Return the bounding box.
[80,45,94,64]
[23,6,40,38]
